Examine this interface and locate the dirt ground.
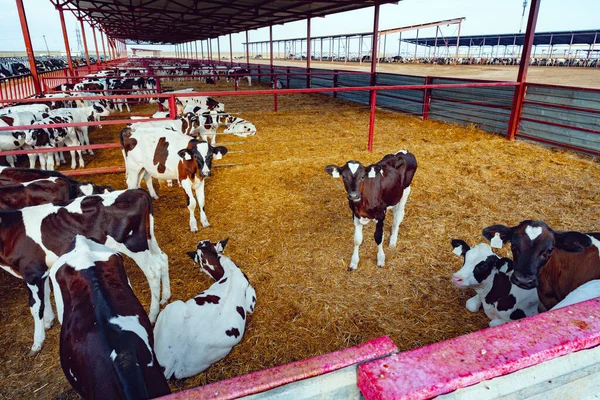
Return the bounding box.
[252,58,600,89]
[0,80,599,399]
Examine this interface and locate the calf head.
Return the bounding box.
[180,112,200,136]
[186,239,229,281]
[451,240,507,288]
[482,221,592,289]
[325,161,381,202]
[177,140,227,178]
[25,129,44,146]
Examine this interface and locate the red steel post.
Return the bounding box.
[246,31,250,66]
[229,34,233,64]
[507,0,541,140]
[306,17,311,88]
[100,30,107,65]
[168,95,177,119]
[15,0,42,95]
[79,19,91,71]
[270,25,274,73]
[273,76,278,112]
[217,37,221,62]
[57,7,74,76]
[92,26,101,69]
[368,2,381,151]
[422,76,432,120]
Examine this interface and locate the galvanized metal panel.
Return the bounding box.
[526,85,600,111]
[519,120,600,152]
[522,106,599,131]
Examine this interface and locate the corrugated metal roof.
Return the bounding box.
[403,30,600,47]
[54,0,399,44]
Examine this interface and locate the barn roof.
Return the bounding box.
[55,0,399,45]
[402,29,600,48]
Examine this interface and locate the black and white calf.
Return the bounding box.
[325,150,417,270]
[0,189,170,354]
[1,112,33,167]
[50,236,171,399]
[226,68,252,86]
[120,127,227,231]
[24,115,85,170]
[50,104,112,154]
[154,239,256,379]
[451,240,539,327]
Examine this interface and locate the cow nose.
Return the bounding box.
[511,273,537,289]
[347,192,361,202]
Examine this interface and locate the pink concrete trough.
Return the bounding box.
[357,298,600,400]
[160,336,398,400]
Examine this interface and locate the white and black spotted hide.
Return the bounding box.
[451,240,539,327]
[153,239,255,379]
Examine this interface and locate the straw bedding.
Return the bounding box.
[0,79,598,399]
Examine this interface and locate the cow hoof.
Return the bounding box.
[190,227,198,233]
[27,347,41,357]
[389,241,397,248]
[377,263,385,268]
[160,298,169,305]
[44,320,54,330]
[151,194,159,200]
[347,266,356,271]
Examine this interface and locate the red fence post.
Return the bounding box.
[15,0,42,96]
[273,76,278,112]
[168,95,177,118]
[368,89,377,152]
[507,0,541,140]
[287,67,291,89]
[333,69,338,99]
[422,76,432,120]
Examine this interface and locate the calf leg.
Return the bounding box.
[7,155,16,168]
[43,278,55,329]
[125,163,143,189]
[389,185,411,248]
[375,218,385,267]
[195,179,209,228]
[349,217,365,270]
[181,179,198,232]
[148,214,171,304]
[27,153,37,169]
[26,280,46,355]
[144,171,159,200]
[466,295,482,312]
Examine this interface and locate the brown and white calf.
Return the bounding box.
[325,150,417,270]
[0,166,112,194]
[154,239,256,379]
[120,127,227,231]
[0,176,109,210]
[0,189,170,354]
[483,220,600,310]
[50,236,171,399]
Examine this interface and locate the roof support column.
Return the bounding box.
[100,30,107,65]
[590,32,597,63]
[229,34,233,63]
[368,2,381,152]
[433,27,439,58]
[57,6,74,76]
[79,18,91,70]
[15,0,42,95]
[359,35,363,63]
[209,39,213,62]
[507,0,540,140]
[217,37,221,62]
[195,41,198,60]
[200,41,204,60]
[306,16,311,88]
[269,25,274,73]
[92,26,101,69]
[567,33,574,66]
[414,29,419,59]
[454,20,462,64]
[246,31,249,65]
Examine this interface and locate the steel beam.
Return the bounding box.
[507,0,541,140]
[92,26,101,67]
[80,19,91,69]
[57,7,74,76]
[368,3,380,152]
[15,0,42,95]
[307,16,311,88]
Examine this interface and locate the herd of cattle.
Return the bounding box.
[0,56,101,79]
[283,53,599,67]
[0,62,599,399]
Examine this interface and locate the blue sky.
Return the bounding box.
[0,0,598,54]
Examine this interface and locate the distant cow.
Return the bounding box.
[483,220,600,310]
[451,240,539,327]
[0,189,170,354]
[154,239,256,379]
[324,150,417,270]
[50,236,171,399]
[120,127,227,231]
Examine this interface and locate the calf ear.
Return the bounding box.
[482,225,514,243]
[324,165,341,178]
[213,146,228,160]
[496,257,513,271]
[451,239,470,256]
[215,238,229,253]
[178,148,192,160]
[554,231,592,253]
[186,251,198,264]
